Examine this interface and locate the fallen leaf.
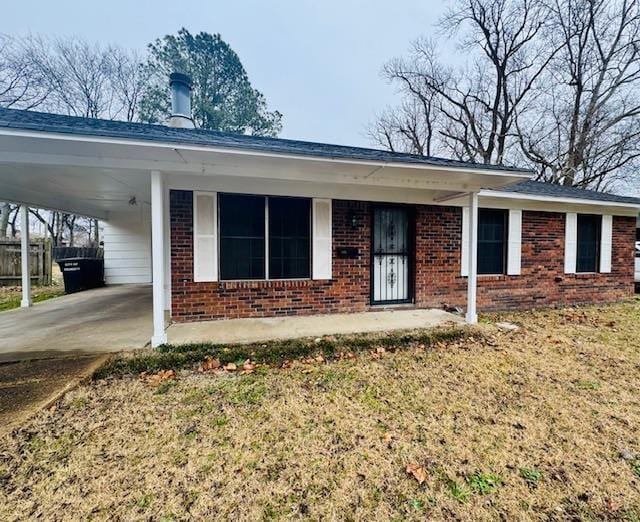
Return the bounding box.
[143,369,176,386]
[383,432,394,444]
[242,360,256,371]
[406,463,427,485]
[200,357,221,372]
[223,363,237,372]
[606,498,619,512]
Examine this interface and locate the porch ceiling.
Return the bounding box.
[0,129,530,219]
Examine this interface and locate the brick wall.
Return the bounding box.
[170,190,371,321]
[170,190,636,321]
[414,207,636,311]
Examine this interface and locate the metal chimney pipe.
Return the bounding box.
[168,72,195,129]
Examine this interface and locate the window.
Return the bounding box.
[478,209,507,275]
[269,197,311,279]
[219,194,265,280]
[576,214,601,272]
[218,194,311,280]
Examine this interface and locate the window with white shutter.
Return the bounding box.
[461,207,522,276]
[193,192,218,282]
[564,212,578,274]
[600,215,612,273]
[312,199,332,280]
[507,209,522,275]
[461,207,469,277]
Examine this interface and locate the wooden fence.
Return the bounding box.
[0,239,52,286]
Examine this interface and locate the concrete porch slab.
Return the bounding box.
[167,308,464,346]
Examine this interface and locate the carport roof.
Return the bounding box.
[0,107,532,174]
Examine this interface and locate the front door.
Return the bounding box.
[372,207,412,304]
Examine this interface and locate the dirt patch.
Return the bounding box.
[1,300,640,520]
[0,355,107,436]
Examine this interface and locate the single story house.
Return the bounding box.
[0,73,638,347]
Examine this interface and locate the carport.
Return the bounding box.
[0,113,176,348]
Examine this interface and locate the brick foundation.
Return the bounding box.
[170,190,636,321]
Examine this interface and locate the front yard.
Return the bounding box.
[1,301,640,520]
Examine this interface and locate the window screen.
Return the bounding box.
[268,197,311,279]
[478,209,507,275]
[576,214,601,273]
[219,194,265,280]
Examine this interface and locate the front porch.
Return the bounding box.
[0,283,462,360]
[167,307,463,346]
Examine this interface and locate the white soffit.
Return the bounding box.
[0,130,530,189]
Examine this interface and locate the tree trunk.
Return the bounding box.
[0,202,10,237]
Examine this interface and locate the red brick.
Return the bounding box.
[170,190,635,321]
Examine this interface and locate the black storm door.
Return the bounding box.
[372,207,412,304]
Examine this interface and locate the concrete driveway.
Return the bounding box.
[0,284,152,363]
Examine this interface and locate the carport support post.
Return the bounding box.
[466,192,478,324]
[151,170,167,347]
[20,205,32,308]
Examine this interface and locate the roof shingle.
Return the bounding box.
[500,180,640,206]
[0,108,529,173]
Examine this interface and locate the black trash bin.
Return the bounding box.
[57,258,105,294]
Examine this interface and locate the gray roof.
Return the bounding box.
[502,180,640,206]
[0,108,637,206]
[0,108,529,173]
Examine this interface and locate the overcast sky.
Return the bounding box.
[3,0,449,147]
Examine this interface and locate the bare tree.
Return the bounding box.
[0,34,50,109]
[373,0,640,192]
[376,0,556,165]
[518,0,640,189]
[25,36,145,121]
[0,203,21,238]
[368,97,440,155]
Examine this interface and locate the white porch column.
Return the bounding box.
[20,205,32,308]
[151,170,167,347]
[466,192,479,324]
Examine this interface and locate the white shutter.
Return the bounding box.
[461,207,469,276]
[312,198,332,280]
[507,209,522,275]
[193,191,218,282]
[600,214,613,273]
[564,212,577,274]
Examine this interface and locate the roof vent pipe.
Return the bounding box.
[168,72,195,129]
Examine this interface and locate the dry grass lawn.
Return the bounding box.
[1,300,640,520]
[0,284,65,312]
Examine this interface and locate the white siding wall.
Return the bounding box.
[102,208,151,284]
